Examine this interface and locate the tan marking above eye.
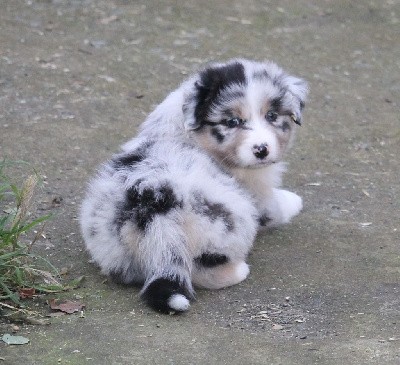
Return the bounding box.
[260,98,278,116]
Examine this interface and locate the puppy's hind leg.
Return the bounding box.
[192,253,250,290]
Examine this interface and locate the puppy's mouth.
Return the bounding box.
[243,159,279,169]
[216,153,279,169]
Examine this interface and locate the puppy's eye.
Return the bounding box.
[266,110,278,122]
[225,117,243,128]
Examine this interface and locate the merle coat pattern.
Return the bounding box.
[80,59,308,313]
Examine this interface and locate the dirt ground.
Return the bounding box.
[0,0,399,364]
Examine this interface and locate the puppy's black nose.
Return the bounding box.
[253,144,269,159]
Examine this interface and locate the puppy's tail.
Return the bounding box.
[141,276,193,314]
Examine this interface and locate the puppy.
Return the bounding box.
[80,59,308,313]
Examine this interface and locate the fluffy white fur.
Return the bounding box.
[168,294,190,312]
[80,59,308,313]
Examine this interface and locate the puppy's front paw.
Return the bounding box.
[260,189,303,228]
[277,189,303,223]
[234,262,250,283]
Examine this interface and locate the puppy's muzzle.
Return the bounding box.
[253,144,269,159]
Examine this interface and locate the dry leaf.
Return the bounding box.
[49,299,85,314]
[18,288,36,299]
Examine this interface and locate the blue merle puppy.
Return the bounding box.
[80,59,308,314]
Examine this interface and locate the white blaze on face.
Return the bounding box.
[236,81,281,166]
[237,118,279,166]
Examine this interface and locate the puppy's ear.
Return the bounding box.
[182,80,204,131]
[183,61,246,131]
[285,75,308,110]
[284,75,308,126]
[183,77,217,131]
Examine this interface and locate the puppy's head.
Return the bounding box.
[183,59,308,168]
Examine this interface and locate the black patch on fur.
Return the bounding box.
[281,121,291,132]
[194,62,246,126]
[271,74,286,89]
[259,215,272,226]
[194,252,228,268]
[116,183,182,231]
[211,127,225,143]
[270,96,283,111]
[113,153,144,168]
[253,69,286,91]
[204,200,235,230]
[112,141,154,170]
[142,278,189,314]
[193,194,234,231]
[252,70,269,80]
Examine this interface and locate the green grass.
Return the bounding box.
[0,160,63,308]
